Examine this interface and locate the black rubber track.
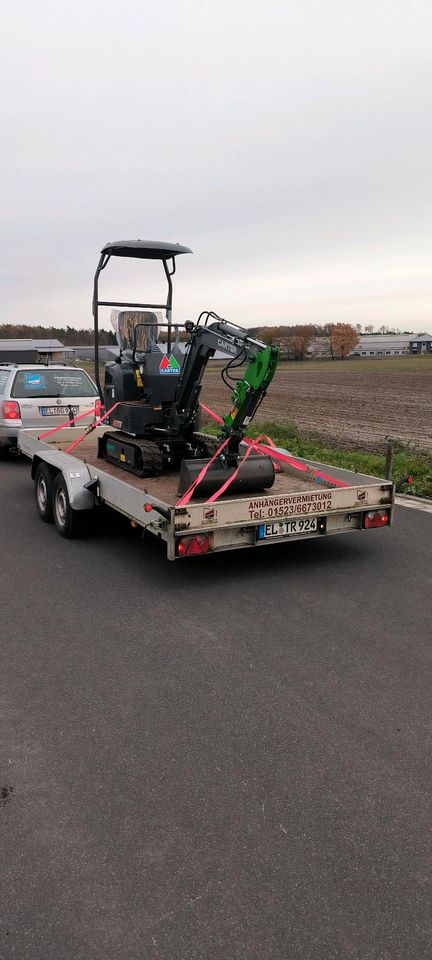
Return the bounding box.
[100,431,163,477]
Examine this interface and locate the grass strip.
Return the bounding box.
[204,417,432,500]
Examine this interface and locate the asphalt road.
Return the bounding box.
[1,459,431,960]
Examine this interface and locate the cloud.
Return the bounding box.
[1,0,432,330]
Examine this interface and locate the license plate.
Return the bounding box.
[39,406,79,416]
[257,517,318,540]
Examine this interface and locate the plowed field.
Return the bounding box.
[201,357,432,454]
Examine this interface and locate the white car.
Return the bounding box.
[0,364,100,454]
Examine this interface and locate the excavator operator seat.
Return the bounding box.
[110,309,160,354]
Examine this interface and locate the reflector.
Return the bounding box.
[177,535,210,557]
[364,510,389,529]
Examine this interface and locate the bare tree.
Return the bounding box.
[285,326,315,360]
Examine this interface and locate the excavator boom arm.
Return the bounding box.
[173,319,279,439]
[220,344,279,437]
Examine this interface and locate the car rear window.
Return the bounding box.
[11,368,99,399]
[0,370,10,395]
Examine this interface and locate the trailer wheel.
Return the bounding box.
[52,473,86,538]
[35,463,55,523]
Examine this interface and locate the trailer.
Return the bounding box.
[14,237,395,560]
[18,426,394,561]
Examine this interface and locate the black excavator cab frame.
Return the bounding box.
[92,240,192,402]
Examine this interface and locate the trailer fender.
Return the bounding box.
[31,452,95,511]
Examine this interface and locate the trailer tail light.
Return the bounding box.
[363,510,389,529]
[2,400,21,420]
[177,534,210,557]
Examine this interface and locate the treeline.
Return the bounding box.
[249,323,360,359]
[248,324,415,337]
[0,324,116,346]
[248,323,336,339]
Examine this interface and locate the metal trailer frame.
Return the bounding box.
[18,427,395,562]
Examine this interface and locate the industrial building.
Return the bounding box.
[71,342,229,362]
[0,339,74,363]
[70,345,119,363]
[351,334,432,357]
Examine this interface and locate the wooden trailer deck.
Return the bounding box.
[52,433,325,506]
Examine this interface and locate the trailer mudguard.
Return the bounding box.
[31,451,95,511]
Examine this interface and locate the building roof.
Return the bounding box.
[358,335,410,346]
[358,333,432,345]
[355,333,432,352]
[0,338,70,351]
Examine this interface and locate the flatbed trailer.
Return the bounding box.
[18,427,394,561]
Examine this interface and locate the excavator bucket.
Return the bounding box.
[177,454,275,499]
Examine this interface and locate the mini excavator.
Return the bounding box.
[93,240,279,498]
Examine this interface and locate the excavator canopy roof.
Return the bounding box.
[101,240,192,260]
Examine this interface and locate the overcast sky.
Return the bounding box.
[2,0,432,332]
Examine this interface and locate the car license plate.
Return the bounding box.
[39,406,79,416]
[257,517,318,540]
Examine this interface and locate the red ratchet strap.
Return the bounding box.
[199,402,281,466]
[198,400,349,492]
[206,434,287,503]
[176,436,231,506]
[38,402,101,440]
[243,438,349,488]
[176,434,279,507]
[205,439,259,502]
[249,432,280,471]
[199,402,223,425]
[199,404,276,455]
[187,435,279,505]
[63,402,121,454]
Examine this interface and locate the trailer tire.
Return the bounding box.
[35,463,55,523]
[52,473,87,538]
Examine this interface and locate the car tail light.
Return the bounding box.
[2,400,21,420]
[363,510,389,529]
[177,534,210,557]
